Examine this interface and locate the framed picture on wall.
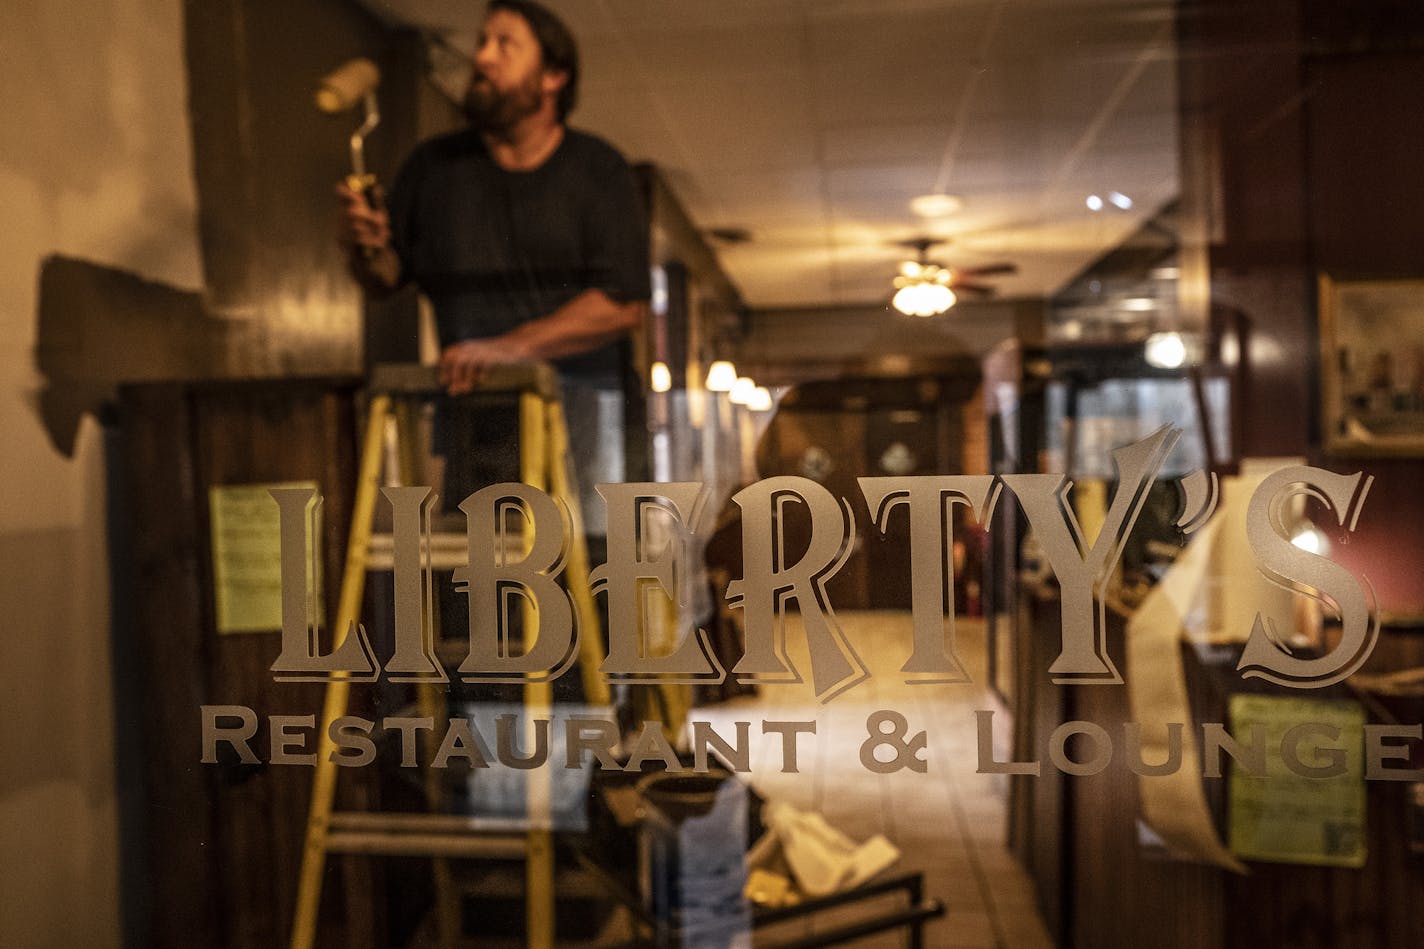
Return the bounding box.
[1319,274,1424,456]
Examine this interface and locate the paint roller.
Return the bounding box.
[316,57,381,197]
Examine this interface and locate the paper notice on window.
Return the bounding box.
[209,482,321,635]
[1228,694,1366,868]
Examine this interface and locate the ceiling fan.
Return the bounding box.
[895,237,1018,296]
[890,237,1018,315]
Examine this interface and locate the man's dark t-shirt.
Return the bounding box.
[385,127,650,510]
[387,127,651,388]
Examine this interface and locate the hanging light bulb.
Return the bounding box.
[705,360,737,391]
[650,361,672,393]
[730,375,757,405]
[746,386,774,412]
[1144,332,1187,369]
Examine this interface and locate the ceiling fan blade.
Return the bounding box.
[955,262,1018,278]
[893,236,947,252]
[949,281,996,296]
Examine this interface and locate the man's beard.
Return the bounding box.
[463,70,543,131]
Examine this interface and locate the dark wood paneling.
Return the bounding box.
[1305,49,1424,618]
[1178,0,1315,459]
[1014,585,1424,948]
[1180,0,1424,617]
[183,0,424,374]
[1065,615,1226,949]
[116,382,224,949]
[760,407,872,610]
[752,375,979,612]
[115,378,372,949]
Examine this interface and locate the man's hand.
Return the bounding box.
[439,336,532,395]
[336,181,400,294]
[336,181,390,251]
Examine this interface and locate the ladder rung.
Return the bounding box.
[324,831,528,859]
[330,812,526,834]
[366,532,526,570]
[325,813,529,858]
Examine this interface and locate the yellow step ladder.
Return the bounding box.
[289,362,609,949]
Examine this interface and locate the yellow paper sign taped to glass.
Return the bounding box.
[209,482,321,634]
[1228,694,1366,868]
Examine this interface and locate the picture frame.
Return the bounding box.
[1319,274,1424,456]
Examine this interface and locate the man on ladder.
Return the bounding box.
[333,2,650,945]
[338,0,649,515]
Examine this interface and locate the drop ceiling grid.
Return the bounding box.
[802,2,1005,303]
[361,0,1180,307]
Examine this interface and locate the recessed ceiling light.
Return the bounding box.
[1108,191,1133,209]
[1086,194,1105,211]
[910,193,964,217]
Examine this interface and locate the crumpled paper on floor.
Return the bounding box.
[746,800,901,901]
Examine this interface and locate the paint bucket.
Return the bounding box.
[637,771,751,947]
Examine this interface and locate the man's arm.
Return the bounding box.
[440,140,650,396]
[439,289,645,395]
[335,181,402,298]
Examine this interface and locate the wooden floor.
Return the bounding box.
[691,611,1054,949]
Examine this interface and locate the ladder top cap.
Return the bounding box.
[369,361,560,400]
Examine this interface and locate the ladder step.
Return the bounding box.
[366,531,525,570]
[325,812,529,858]
[324,831,527,859]
[369,361,559,399]
[330,812,528,833]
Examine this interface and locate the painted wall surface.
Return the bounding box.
[0,1,202,945]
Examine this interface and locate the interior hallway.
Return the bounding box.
[693,611,1054,949]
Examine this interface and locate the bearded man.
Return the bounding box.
[337,0,649,519]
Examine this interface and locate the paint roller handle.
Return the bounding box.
[345,173,382,261]
[336,179,399,292]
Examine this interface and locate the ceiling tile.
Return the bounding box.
[363,0,1180,307]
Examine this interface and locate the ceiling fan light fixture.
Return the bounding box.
[893,281,955,317]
